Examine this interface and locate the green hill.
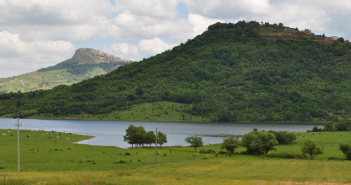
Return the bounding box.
[1,21,351,123]
[0,48,133,94]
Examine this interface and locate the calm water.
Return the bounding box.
[0,118,323,148]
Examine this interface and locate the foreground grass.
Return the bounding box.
[1,128,351,184]
[1,129,350,172]
[2,159,351,184]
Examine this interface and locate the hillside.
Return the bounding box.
[1,21,351,123]
[0,48,133,94]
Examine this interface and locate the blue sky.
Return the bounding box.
[0,0,350,78]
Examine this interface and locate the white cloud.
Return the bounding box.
[188,14,224,36]
[138,37,175,56]
[0,31,75,78]
[182,0,270,19]
[103,43,139,59]
[0,0,120,42]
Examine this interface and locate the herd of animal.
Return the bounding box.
[1,128,72,140]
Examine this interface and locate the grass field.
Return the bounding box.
[1,129,351,184]
[2,159,351,184]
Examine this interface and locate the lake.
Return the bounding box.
[0,118,323,148]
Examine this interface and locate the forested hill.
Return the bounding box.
[0,48,133,94]
[1,21,351,123]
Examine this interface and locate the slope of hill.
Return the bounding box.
[1,21,351,123]
[0,48,133,94]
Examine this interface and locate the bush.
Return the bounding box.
[267,152,307,159]
[218,151,227,154]
[269,131,297,145]
[301,139,323,159]
[115,160,127,164]
[199,149,216,154]
[328,156,344,161]
[124,152,131,156]
[311,126,324,132]
[339,143,351,160]
[221,136,239,154]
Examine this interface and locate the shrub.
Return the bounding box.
[115,160,126,164]
[328,156,344,161]
[218,151,227,154]
[124,152,131,156]
[221,136,239,154]
[301,139,323,159]
[269,131,297,144]
[339,143,351,160]
[267,152,307,159]
[199,149,216,154]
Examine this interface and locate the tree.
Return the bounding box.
[221,136,239,154]
[251,132,279,154]
[339,143,351,160]
[338,37,345,43]
[135,126,147,147]
[185,136,203,151]
[241,133,258,154]
[123,125,146,148]
[301,139,323,159]
[135,87,144,96]
[157,131,167,147]
[123,125,137,148]
[145,131,155,147]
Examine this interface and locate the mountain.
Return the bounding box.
[1,21,351,123]
[0,48,133,94]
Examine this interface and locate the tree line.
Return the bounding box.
[123,125,167,148]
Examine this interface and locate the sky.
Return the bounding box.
[0,0,350,78]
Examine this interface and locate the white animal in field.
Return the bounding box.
[8,131,10,133]
[42,134,44,136]
[46,133,48,134]
[2,133,5,136]
[67,138,69,140]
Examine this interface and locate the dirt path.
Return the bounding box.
[19,80,26,87]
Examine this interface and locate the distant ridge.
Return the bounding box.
[0,48,133,93]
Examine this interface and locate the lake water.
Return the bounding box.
[0,118,323,148]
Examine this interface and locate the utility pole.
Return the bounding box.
[155,127,158,165]
[15,118,21,172]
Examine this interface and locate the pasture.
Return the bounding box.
[1,128,351,184]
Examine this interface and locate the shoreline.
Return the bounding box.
[0,116,326,124]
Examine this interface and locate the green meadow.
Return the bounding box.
[1,128,351,184]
